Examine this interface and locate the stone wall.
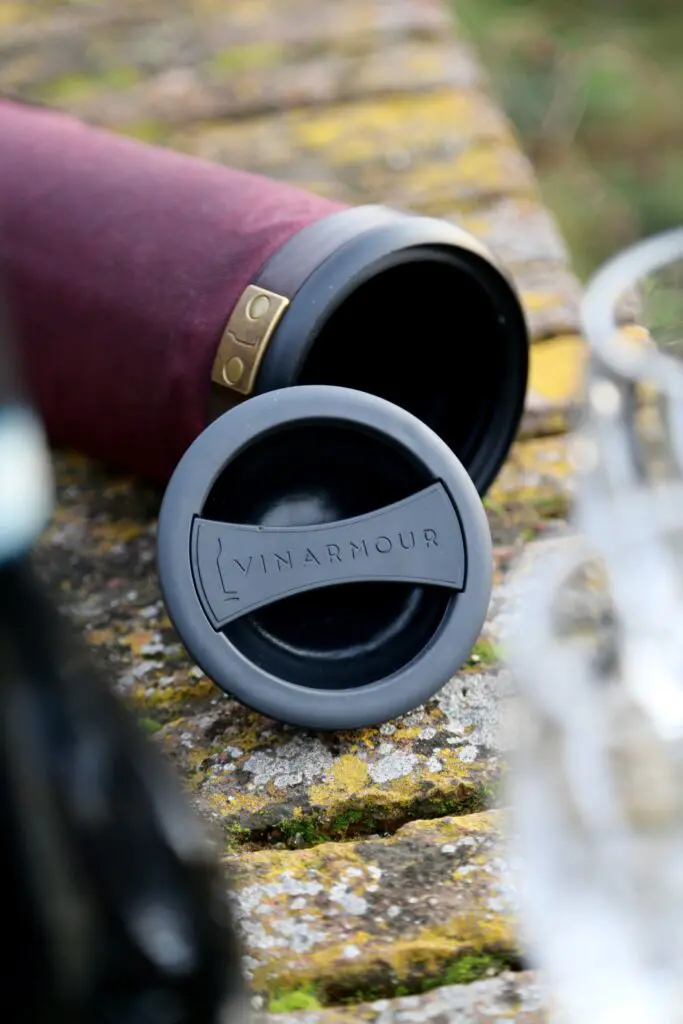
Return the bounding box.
[2,2,586,1019]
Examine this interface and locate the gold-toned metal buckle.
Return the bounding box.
[211,285,289,397]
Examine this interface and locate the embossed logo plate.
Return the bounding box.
[190,483,466,630]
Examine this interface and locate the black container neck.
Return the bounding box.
[253,208,529,496]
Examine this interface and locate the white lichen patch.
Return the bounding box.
[436,670,513,754]
[329,880,368,916]
[367,751,419,784]
[232,813,516,989]
[235,872,329,966]
[458,745,479,763]
[242,738,335,789]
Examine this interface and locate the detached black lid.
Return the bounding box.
[157,385,492,730]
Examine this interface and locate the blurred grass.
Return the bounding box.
[455,0,683,279]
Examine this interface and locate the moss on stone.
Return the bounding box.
[426,952,513,989]
[225,821,254,852]
[137,716,163,734]
[268,985,323,1013]
[464,638,500,671]
[378,952,515,1000]
[297,947,520,1006]
[244,782,495,851]
[273,816,327,848]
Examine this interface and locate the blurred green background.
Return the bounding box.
[456,0,683,280]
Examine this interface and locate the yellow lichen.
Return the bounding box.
[201,787,268,820]
[119,630,157,656]
[452,144,536,196]
[521,289,568,312]
[397,810,499,839]
[291,91,512,160]
[304,747,490,831]
[85,628,115,646]
[528,333,585,405]
[140,678,218,710]
[238,811,512,996]
[308,755,371,804]
[207,42,285,75]
[0,4,27,28]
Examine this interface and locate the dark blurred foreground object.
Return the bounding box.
[0,98,528,494]
[0,308,248,1023]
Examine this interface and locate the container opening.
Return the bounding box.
[297,255,522,493]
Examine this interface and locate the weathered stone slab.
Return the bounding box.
[9,42,484,127]
[165,89,529,202]
[154,667,510,848]
[258,971,543,1022]
[0,0,454,67]
[230,812,518,1001]
[34,449,555,858]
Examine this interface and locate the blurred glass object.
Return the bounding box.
[505,228,683,1024]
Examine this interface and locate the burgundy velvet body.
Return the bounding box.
[0,100,343,482]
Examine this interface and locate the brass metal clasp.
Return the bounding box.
[211,285,289,396]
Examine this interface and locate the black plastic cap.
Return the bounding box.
[158,385,492,730]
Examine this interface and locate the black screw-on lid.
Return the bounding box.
[157,385,492,730]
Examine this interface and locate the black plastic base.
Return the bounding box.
[158,385,492,731]
[254,207,529,496]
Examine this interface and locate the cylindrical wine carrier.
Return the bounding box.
[0,99,527,727]
[0,98,528,492]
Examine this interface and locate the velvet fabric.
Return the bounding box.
[0,99,343,482]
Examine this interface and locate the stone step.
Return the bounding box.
[154,667,510,849]
[0,1,454,68]
[161,90,540,227]
[170,88,514,169]
[37,451,556,853]
[229,811,519,1003]
[8,40,486,126]
[257,971,543,1022]
[38,447,567,841]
